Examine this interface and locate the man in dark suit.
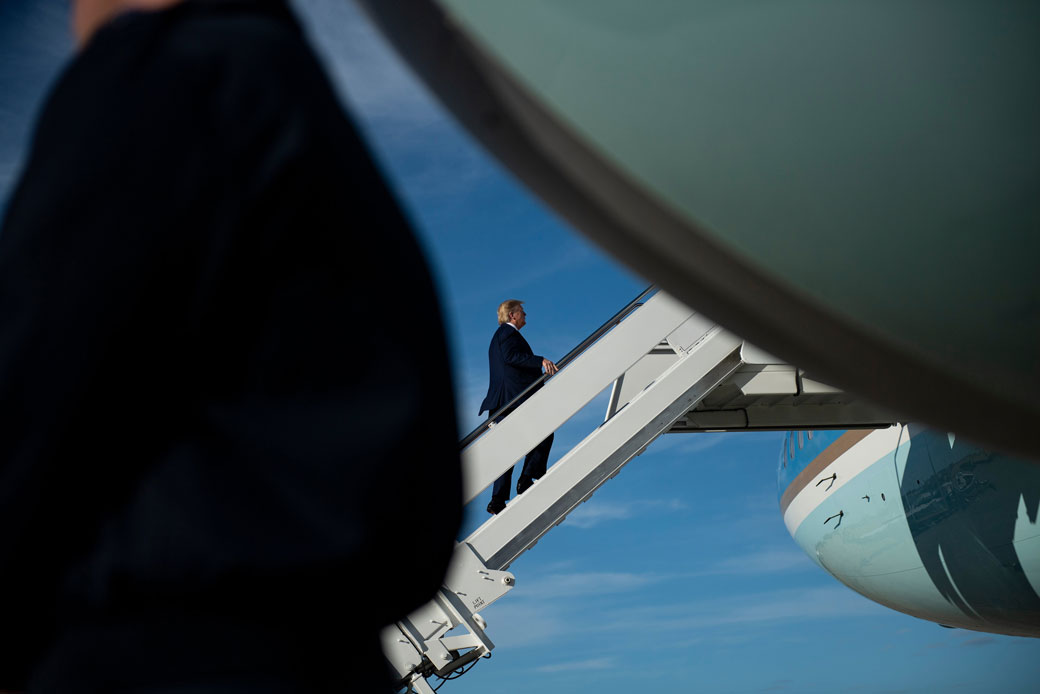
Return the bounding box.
[479,300,559,514]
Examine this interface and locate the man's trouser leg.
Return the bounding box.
[488,409,515,507]
[491,466,514,505]
[519,433,554,487]
[492,431,552,503]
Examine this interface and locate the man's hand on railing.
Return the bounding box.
[542,358,559,376]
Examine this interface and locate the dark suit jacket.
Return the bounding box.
[479,323,546,417]
[0,1,461,687]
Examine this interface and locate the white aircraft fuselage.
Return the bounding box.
[780,426,1040,637]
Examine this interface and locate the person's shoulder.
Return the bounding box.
[150,1,323,104]
[132,1,343,153]
[172,2,309,63]
[490,324,514,344]
[502,326,532,349]
[81,2,324,102]
[53,1,316,125]
[76,2,302,71]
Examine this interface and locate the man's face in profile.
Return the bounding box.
[510,308,526,330]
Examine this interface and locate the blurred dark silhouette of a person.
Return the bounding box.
[0,1,462,691]
[479,300,558,515]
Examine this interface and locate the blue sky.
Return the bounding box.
[1,2,1037,692]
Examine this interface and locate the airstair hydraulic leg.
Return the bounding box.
[382,542,515,693]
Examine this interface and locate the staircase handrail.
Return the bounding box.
[458,285,656,450]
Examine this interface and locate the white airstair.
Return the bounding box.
[382,289,895,693]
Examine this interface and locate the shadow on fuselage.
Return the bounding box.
[900,425,1040,634]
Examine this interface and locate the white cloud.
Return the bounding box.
[960,637,996,647]
[479,602,568,649]
[515,571,662,599]
[480,584,888,652]
[647,431,740,456]
[535,657,613,674]
[563,501,634,528]
[455,365,492,432]
[564,498,686,529]
[493,244,598,295]
[727,586,883,625]
[293,0,438,127]
[292,0,496,201]
[603,586,886,634]
[693,548,814,576]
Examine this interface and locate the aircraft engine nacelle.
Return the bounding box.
[779,426,1040,637]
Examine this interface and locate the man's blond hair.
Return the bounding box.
[497,299,524,325]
